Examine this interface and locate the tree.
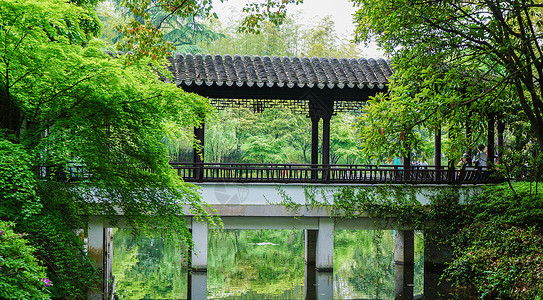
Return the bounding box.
[0,221,51,300]
[352,0,543,160]
[98,0,225,54]
[109,0,304,62]
[0,0,218,296]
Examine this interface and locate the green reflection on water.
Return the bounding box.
[112,229,423,299]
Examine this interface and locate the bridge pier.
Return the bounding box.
[87,217,104,300]
[305,219,335,299]
[85,185,484,300]
[395,230,415,300]
[316,218,334,271]
[191,219,208,271]
[188,219,208,299]
[424,238,453,299]
[87,217,114,300]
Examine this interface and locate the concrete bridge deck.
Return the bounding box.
[88,183,479,299]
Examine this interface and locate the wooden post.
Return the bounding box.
[311,116,320,180]
[322,115,331,182]
[487,113,495,166]
[465,114,471,155]
[193,121,205,181]
[497,119,505,162]
[434,127,441,182]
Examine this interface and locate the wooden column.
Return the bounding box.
[322,116,330,166]
[193,121,205,181]
[465,114,471,155]
[193,124,205,163]
[487,113,495,166]
[434,127,441,168]
[311,116,320,180]
[497,119,505,162]
[322,115,331,182]
[434,127,442,182]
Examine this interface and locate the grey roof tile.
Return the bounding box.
[170,54,390,89]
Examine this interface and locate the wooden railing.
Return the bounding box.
[169,163,503,185]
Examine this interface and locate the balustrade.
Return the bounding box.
[169,162,501,185]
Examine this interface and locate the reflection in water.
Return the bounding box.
[112,229,423,299]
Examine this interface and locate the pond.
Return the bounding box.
[112,229,424,299]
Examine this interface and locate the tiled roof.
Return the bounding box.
[167,54,392,90]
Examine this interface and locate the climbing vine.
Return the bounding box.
[274,182,543,299]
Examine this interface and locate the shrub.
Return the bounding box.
[0,221,51,299]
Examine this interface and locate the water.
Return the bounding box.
[112,229,424,299]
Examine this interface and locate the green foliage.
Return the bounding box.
[96,0,301,61]
[307,181,543,298]
[447,226,543,299]
[0,140,41,220]
[352,0,543,160]
[112,229,188,299]
[1,0,220,297]
[468,182,543,228]
[0,221,51,300]
[17,210,98,299]
[208,230,305,296]
[199,14,365,58]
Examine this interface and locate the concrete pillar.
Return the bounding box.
[104,228,113,299]
[191,219,208,271]
[395,230,414,300]
[188,271,207,300]
[305,229,317,265]
[188,219,208,300]
[316,218,334,271]
[305,229,318,299]
[87,217,104,300]
[316,271,333,299]
[424,238,453,299]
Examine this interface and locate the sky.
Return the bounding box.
[210,0,385,58]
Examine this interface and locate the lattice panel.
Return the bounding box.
[334,101,367,113]
[210,99,309,114]
[209,99,367,114]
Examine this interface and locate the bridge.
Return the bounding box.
[87,54,503,299]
